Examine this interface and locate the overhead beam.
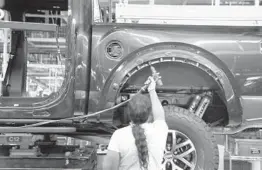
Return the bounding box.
[27,37,66,43]
[0,21,57,32]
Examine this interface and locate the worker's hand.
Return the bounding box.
[145,76,156,92]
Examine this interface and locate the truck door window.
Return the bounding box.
[24,11,68,98]
[0,9,69,98]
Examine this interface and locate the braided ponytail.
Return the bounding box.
[126,94,151,170]
[132,124,149,170]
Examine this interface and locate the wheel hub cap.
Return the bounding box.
[162,130,197,170]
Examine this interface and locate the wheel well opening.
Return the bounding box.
[113,62,229,127]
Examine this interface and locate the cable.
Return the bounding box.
[20,86,147,128]
[20,65,161,128]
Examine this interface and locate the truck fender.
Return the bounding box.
[99,42,242,126]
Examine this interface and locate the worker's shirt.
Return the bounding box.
[108,120,168,170]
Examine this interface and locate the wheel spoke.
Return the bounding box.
[165,131,177,152]
[171,161,184,170]
[161,159,167,170]
[176,157,195,169]
[171,131,177,152]
[175,139,191,150]
[176,147,195,158]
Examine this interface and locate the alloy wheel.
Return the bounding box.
[162,130,197,170]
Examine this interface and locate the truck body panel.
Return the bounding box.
[90,24,262,96]
[89,23,262,124]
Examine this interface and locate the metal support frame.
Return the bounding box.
[250,161,261,170]
[0,134,97,169]
[217,144,225,170]
[224,135,262,170]
[1,28,10,82]
[228,156,262,170]
[0,21,57,32]
[25,13,67,19]
[116,0,262,26]
[27,37,66,44]
[119,0,260,6]
[0,127,76,133]
[0,12,12,96]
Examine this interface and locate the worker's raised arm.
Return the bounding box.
[147,77,165,121]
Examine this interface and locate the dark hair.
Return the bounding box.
[127,94,151,170]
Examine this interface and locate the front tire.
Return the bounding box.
[162,106,219,170]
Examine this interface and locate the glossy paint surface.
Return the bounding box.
[88,24,262,125]
[71,0,92,114]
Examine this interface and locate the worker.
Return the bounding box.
[103,77,168,170]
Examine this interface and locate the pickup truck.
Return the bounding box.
[0,0,262,169]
